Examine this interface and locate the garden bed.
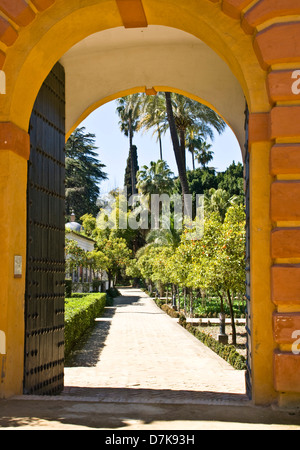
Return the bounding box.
[199,324,247,358]
[156,301,247,370]
[65,293,107,357]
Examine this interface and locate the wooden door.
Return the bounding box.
[24,63,65,395]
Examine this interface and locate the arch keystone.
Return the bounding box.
[116,0,148,28]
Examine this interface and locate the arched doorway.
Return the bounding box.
[0,0,300,408]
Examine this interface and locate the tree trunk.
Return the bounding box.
[108,271,112,289]
[189,290,193,316]
[129,120,137,195]
[164,92,190,196]
[179,129,186,170]
[227,289,237,346]
[158,127,163,160]
[218,292,226,336]
[191,148,195,171]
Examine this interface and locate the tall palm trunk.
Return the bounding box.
[179,128,187,170]
[157,127,163,160]
[165,92,190,196]
[129,119,137,195]
[191,146,195,170]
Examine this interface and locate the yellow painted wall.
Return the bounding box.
[0,150,27,398]
[1,0,299,406]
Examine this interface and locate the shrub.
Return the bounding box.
[106,287,120,298]
[64,293,107,357]
[92,279,102,292]
[183,323,246,370]
[161,304,180,318]
[65,279,72,297]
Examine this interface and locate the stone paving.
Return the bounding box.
[63,288,247,405]
[3,288,300,430]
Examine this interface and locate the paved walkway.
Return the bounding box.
[2,288,300,430]
[63,288,247,404]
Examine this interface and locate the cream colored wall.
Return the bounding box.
[66,231,95,252]
[60,26,246,154]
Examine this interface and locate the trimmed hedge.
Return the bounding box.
[161,303,180,318]
[65,293,107,357]
[65,279,72,297]
[156,302,246,371]
[179,316,246,370]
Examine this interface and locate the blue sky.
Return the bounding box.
[81,99,243,194]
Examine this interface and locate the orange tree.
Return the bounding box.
[95,234,132,287]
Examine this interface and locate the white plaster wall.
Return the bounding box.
[66,232,95,252]
[60,26,245,155]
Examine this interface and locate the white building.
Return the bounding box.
[65,212,109,291]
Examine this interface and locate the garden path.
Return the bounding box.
[63,288,247,405]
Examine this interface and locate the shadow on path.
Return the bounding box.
[65,305,117,368]
[1,394,300,430]
[65,292,164,368]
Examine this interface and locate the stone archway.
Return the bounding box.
[0,0,300,408]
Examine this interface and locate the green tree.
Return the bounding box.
[216,205,246,344]
[65,237,86,277]
[137,160,175,197]
[217,161,245,201]
[164,93,225,195]
[80,213,97,238]
[124,145,139,199]
[194,141,214,168]
[139,93,168,160]
[204,188,239,222]
[165,92,190,195]
[95,235,133,287]
[116,94,142,195]
[194,205,246,344]
[65,127,107,219]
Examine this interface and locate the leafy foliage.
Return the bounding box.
[65,127,107,219]
[64,293,107,357]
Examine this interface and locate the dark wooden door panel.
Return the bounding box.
[24,63,65,395]
[244,104,252,400]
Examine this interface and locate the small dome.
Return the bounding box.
[65,210,84,232]
[65,221,83,232]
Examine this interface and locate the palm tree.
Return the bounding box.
[165,92,190,196]
[139,93,168,160]
[137,160,175,232]
[194,141,214,168]
[136,160,175,197]
[116,94,142,195]
[165,92,226,196]
[119,92,226,198]
[173,94,225,169]
[186,131,206,170]
[204,188,239,222]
